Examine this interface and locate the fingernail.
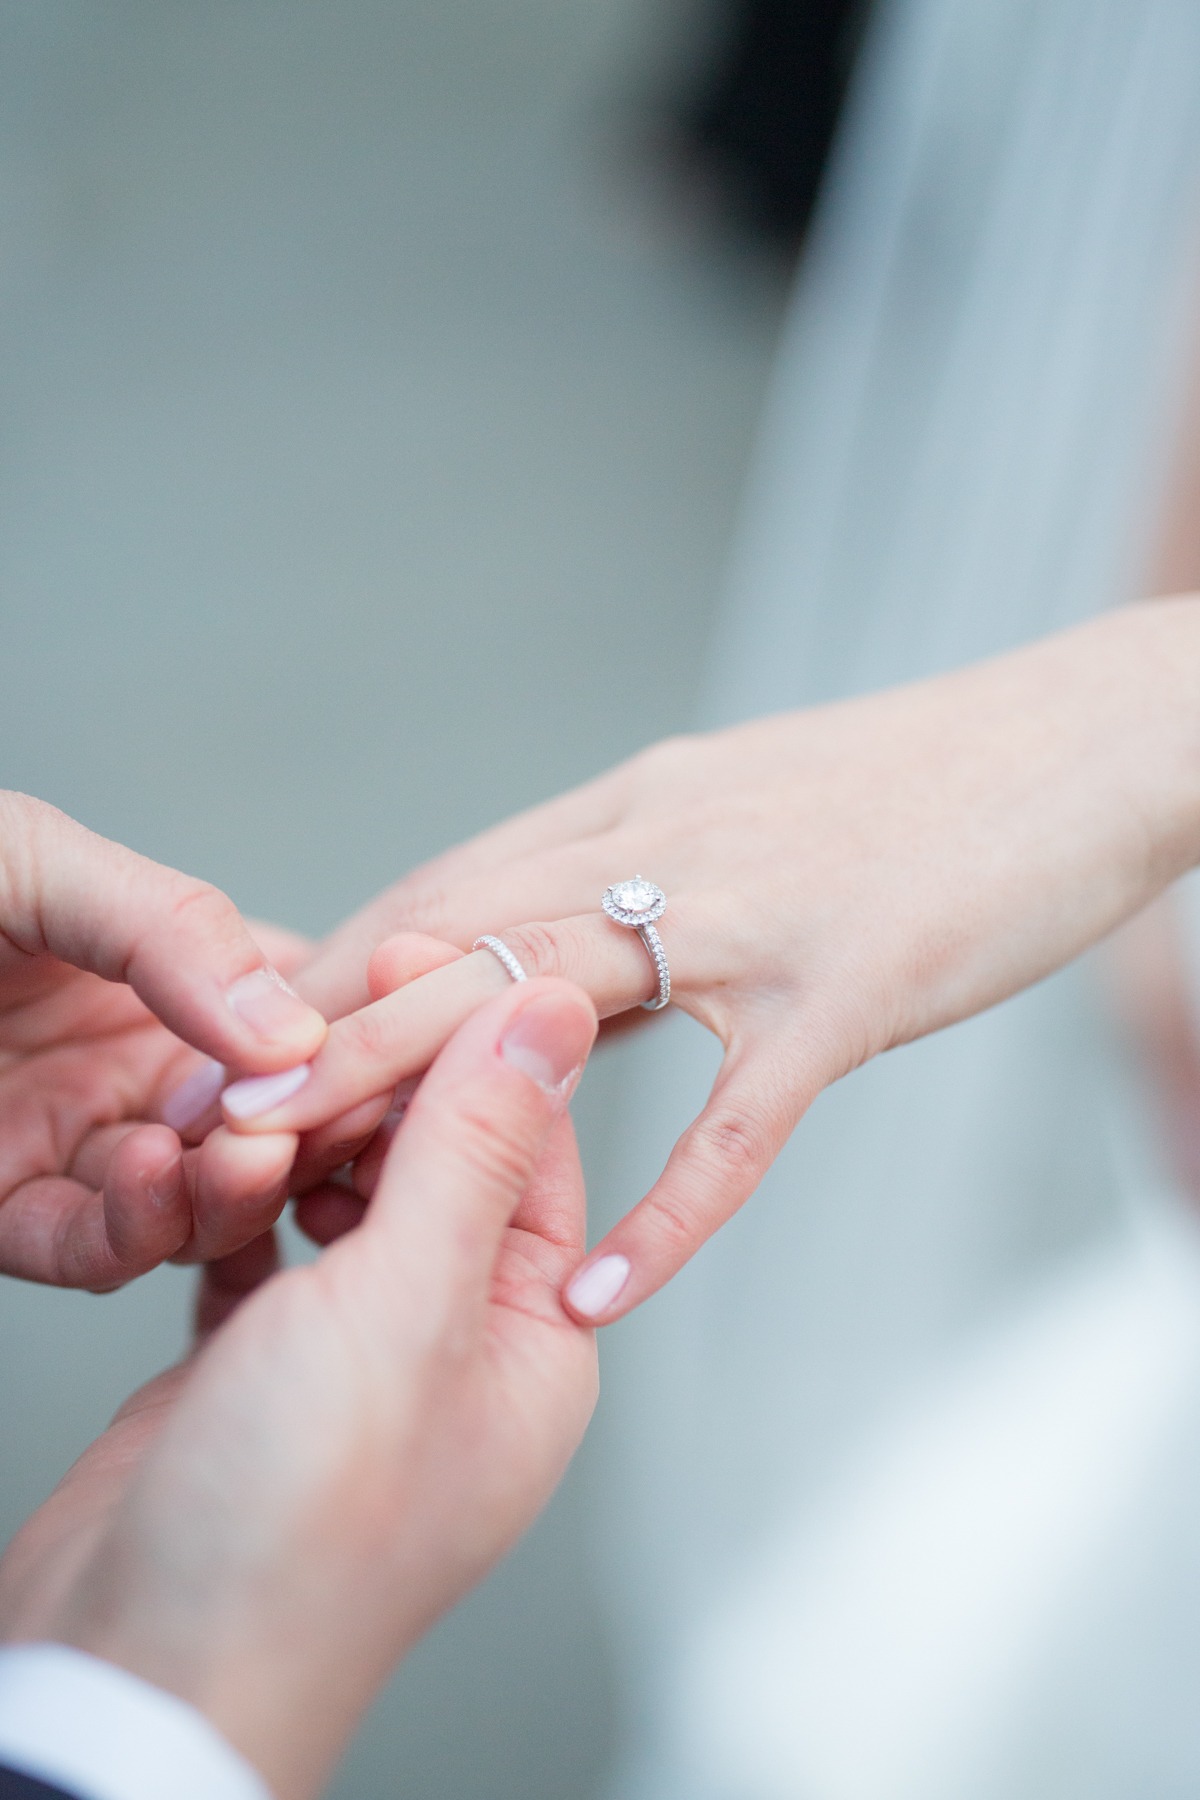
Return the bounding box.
[381,1080,418,1139]
[150,1153,184,1207]
[222,1063,311,1120]
[226,967,321,1047]
[566,1254,631,1318]
[500,995,595,1097]
[162,1058,226,1131]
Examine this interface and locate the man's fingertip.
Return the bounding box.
[499,991,597,1097]
[226,967,328,1054]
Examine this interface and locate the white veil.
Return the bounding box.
[592,2,1200,1794]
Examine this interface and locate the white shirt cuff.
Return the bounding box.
[0,1644,272,1800]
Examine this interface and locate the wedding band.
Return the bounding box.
[473,935,529,984]
[601,878,671,1011]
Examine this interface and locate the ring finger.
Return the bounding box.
[220,909,674,1136]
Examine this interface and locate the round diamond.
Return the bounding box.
[612,879,658,914]
[602,878,666,927]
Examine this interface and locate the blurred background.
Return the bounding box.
[0,2,799,1796]
[9,4,1200,1799]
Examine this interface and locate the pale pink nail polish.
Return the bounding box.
[226,967,319,1046]
[566,1254,631,1318]
[223,1063,311,1120]
[162,1058,226,1131]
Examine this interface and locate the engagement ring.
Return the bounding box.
[601,878,670,1011]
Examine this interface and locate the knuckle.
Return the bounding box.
[339,1002,402,1067]
[395,882,453,941]
[127,876,242,986]
[438,1087,538,1200]
[694,1101,774,1184]
[644,1186,705,1255]
[163,875,237,935]
[502,919,569,980]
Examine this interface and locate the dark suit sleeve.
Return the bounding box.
[0,1768,80,1800]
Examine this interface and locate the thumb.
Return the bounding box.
[0,793,326,1070]
[362,978,597,1323]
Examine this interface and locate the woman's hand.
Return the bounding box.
[0,978,598,1800]
[0,793,327,1287]
[228,599,1200,1324]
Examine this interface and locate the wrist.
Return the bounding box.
[60,1582,406,1800]
[55,1628,350,1800]
[0,1643,275,1800]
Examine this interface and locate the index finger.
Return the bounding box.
[0,794,326,1072]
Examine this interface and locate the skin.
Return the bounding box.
[217,597,1200,1322]
[1108,898,1200,1200]
[0,979,599,1800]
[1103,301,1200,1202]
[0,793,327,1288]
[5,600,1200,1795]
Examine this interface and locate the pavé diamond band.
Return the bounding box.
[601,878,671,1011]
[473,935,529,984]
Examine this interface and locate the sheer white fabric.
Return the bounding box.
[594,2,1200,1794]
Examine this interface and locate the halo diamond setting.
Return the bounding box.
[601,878,670,1010]
[602,877,667,928]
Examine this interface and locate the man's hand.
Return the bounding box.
[0,978,599,1800]
[0,793,327,1287]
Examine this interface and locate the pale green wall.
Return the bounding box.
[0,5,781,1795]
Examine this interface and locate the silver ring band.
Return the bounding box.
[600,878,671,1012]
[473,935,528,984]
[635,920,671,1011]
